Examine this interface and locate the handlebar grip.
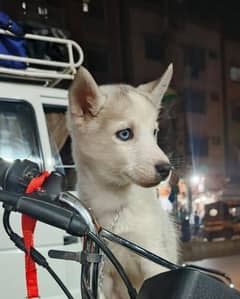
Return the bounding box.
[0,190,89,236]
[0,190,19,206]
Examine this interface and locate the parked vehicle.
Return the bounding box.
[202,200,240,241]
[0,27,84,299]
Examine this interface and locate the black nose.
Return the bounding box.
[155,163,171,180]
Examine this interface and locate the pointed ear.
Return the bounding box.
[137,63,173,108]
[68,67,105,118]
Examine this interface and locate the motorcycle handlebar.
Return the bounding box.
[0,159,9,185]
[0,190,90,237]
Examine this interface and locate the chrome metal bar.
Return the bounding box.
[0,53,73,67]
[59,192,99,299]
[0,67,74,79]
[0,29,83,67]
[0,29,84,84]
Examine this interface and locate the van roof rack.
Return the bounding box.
[0,29,84,87]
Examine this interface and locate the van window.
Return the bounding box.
[0,100,41,165]
[43,105,76,190]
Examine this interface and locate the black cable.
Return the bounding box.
[85,239,99,299]
[45,264,74,299]
[2,206,74,299]
[81,262,92,299]
[101,229,179,270]
[30,248,74,299]
[92,249,100,298]
[87,231,138,299]
[82,274,95,299]
[3,208,27,253]
[81,262,87,299]
[82,259,93,299]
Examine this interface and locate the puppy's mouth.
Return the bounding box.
[131,169,174,187]
[138,180,161,188]
[130,175,163,188]
[124,168,172,188]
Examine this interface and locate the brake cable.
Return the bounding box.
[2,206,74,299]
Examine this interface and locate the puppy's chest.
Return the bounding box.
[88,187,164,244]
[107,203,153,237]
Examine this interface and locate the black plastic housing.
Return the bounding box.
[137,268,240,299]
[0,158,40,193]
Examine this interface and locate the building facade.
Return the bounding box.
[2,0,240,191]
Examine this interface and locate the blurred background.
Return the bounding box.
[1,0,240,290]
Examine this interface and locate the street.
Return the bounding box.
[192,255,240,291]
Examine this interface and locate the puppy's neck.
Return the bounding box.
[76,164,133,228]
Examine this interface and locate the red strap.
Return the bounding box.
[22,171,49,299]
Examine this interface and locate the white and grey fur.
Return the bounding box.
[67,65,178,299]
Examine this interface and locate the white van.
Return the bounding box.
[0,30,83,299]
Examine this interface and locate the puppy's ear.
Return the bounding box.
[137,63,173,108]
[69,67,105,118]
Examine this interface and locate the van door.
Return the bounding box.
[0,98,81,298]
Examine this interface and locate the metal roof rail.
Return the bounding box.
[0,29,84,87]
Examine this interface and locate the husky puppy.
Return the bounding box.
[67,65,178,299]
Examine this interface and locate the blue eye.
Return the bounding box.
[116,128,133,141]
